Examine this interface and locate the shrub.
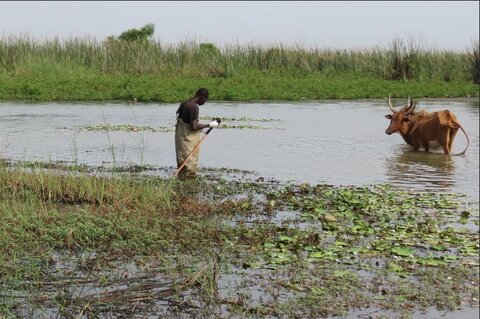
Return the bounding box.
[118,23,155,42]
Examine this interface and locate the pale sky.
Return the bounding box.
[0,1,478,50]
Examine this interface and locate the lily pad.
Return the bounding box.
[391,246,414,257]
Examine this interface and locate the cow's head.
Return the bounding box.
[384,94,416,135]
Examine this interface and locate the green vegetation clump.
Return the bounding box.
[117,23,155,42]
[83,123,175,132]
[79,116,284,133]
[199,42,221,56]
[0,34,478,101]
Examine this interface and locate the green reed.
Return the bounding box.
[0,35,476,82]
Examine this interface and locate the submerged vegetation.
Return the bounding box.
[0,32,478,101]
[0,160,478,317]
[81,116,284,132]
[83,123,175,132]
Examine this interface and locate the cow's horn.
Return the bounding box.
[405,101,416,115]
[387,94,395,113]
[409,102,416,113]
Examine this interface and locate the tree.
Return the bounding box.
[118,23,155,42]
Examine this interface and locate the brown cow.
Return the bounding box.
[384,94,469,155]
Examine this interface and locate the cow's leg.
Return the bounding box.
[442,145,450,155]
[412,140,420,152]
[448,127,458,152]
[423,140,429,152]
[441,133,450,155]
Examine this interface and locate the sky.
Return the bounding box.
[0,1,478,50]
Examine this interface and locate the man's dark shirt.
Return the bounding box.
[176,101,199,124]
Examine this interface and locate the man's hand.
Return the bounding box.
[209,120,219,128]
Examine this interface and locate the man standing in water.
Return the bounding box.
[175,88,219,178]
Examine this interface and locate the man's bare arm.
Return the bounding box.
[190,119,210,131]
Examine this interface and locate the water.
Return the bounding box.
[0,99,478,201]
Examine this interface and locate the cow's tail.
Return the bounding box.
[452,121,469,156]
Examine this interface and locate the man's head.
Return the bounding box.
[194,88,209,105]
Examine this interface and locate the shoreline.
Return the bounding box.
[1,96,479,105]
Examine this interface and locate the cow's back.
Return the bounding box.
[412,110,456,130]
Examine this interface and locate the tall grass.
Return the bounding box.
[0,34,477,83]
[0,165,173,212]
[467,41,480,84]
[0,162,222,260]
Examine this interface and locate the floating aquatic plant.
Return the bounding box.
[83,123,175,132]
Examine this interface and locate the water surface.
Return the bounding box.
[0,99,478,200]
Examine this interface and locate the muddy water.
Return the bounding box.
[0,99,478,200]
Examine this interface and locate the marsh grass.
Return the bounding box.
[468,41,480,84]
[0,35,473,80]
[0,166,171,210]
[0,162,226,262]
[0,35,478,101]
[0,161,230,317]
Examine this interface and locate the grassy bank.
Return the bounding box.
[0,36,478,102]
[0,161,478,317]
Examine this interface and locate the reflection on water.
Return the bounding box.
[385,146,456,191]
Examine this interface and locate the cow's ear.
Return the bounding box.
[385,114,392,119]
[402,117,410,122]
